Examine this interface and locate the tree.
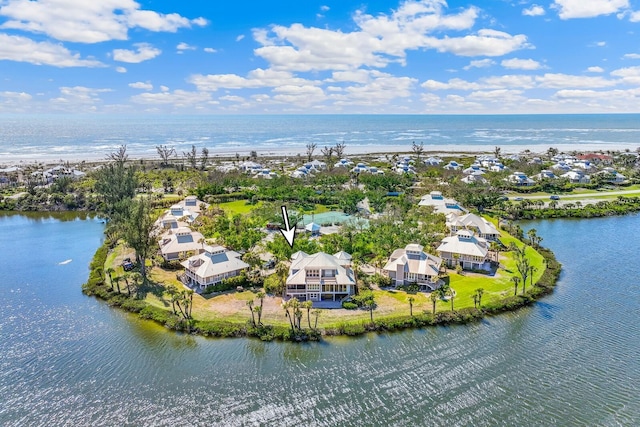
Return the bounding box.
[282,299,296,334]
[247,299,256,326]
[430,291,438,314]
[511,276,520,296]
[156,145,176,166]
[302,300,313,329]
[334,141,346,159]
[494,146,501,159]
[447,288,455,311]
[408,296,415,317]
[527,265,537,293]
[106,267,115,290]
[122,197,157,281]
[412,141,424,163]
[475,288,484,308]
[94,145,138,220]
[166,284,179,315]
[183,145,197,169]
[321,146,334,169]
[200,147,209,170]
[256,291,266,325]
[312,309,321,329]
[364,298,375,324]
[306,142,317,162]
[112,275,122,294]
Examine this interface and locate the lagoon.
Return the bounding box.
[0,213,638,426]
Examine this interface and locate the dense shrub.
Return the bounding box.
[341,301,358,310]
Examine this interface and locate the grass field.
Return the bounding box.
[218,199,261,214]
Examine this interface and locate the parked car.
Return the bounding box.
[550,195,560,200]
[263,259,276,269]
[121,257,135,271]
[513,197,523,201]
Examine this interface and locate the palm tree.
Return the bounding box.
[430,290,438,315]
[527,228,538,248]
[165,284,178,315]
[364,298,375,324]
[528,265,537,293]
[475,288,484,308]
[473,293,479,308]
[447,288,455,311]
[302,300,313,329]
[408,296,415,317]
[112,275,122,294]
[246,300,256,326]
[256,291,266,325]
[106,267,115,290]
[122,272,131,296]
[511,276,520,296]
[312,309,321,329]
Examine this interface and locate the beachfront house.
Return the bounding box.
[446,213,500,241]
[561,169,590,184]
[383,244,442,291]
[461,173,488,184]
[436,230,491,271]
[334,158,354,168]
[159,227,205,261]
[418,191,468,216]
[285,251,356,302]
[443,161,461,170]
[424,156,442,166]
[181,245,249,290]
[533,170,558,181]
[594,167,626,183]
[505,171,535,187]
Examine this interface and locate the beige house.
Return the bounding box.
[446,213,500,241]
[418,191,468,215]
[285,252,356,302]
[436,230,491,271]
[158,227,205,261]
[181,245,249,290]
[383,244,442,291]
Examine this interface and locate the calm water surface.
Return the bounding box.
[0,213,638,426]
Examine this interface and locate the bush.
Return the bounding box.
[342,301,358,310]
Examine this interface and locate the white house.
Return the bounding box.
[383,244,442,291]
[561,169,590,184]
[304,160,327,172]
[159,227,205,261]
[595,167,626,183]
[443,161,461,170]
[436,230,491,271]
[533,170,557,181]
[334,158,354,168]
[238,161,263,174]
[181,245,250,290]
[285,252,356,302]
[418,191,468,215]
[461,173,488,184]
[446,213,500,241]
[506,171,535,186]
[423,156,442,166]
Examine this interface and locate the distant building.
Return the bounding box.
[418,191,468,215]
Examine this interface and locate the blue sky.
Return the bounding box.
[2,0,640,114]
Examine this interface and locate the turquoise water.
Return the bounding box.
[0,213,639,426]
[2,114,640,161]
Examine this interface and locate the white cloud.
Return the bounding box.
[131,90,212,107]
[177,42,196,51]
[552,0,629,19]
[595,41,607,47]
[115,66,127,73]
[623,53,640,59]
[0,0,207,43]
[129,81,153,90]
[219,95,245,102]
[329,70,372,84]
[112,43,161,63]
[331,72,416,106]
[610,65,640,85]
[501,58,543,70]
[204,47,217,53]
[481,74,535,89]
[422,78,481,91]
[160,85,170,92]
[272,85,326,106]
[320,5,330,12]
[0,33,104,67]
[236,34,245,42]
[586,66,604,72]
[463,59,495,70]
[523,5,545,16]
[0,91,32,101]
[189,68,320,91]
[253,2,529,72]
[50,86,112,111]
[536,73,617,88]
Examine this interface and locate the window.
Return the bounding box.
[306,269,319,278]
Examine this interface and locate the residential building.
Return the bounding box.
[595,167,626,183]
[383,244,442,291]
[561,169,590,184]
[181,245,249,290]
[436,230,491,271]
[285,252,356,302]
[446,213,500,241]
[533,169,557,181]
[159,227,205,261]
[443,161,461,170]
[505,171,535,186]
[418,191,468,215]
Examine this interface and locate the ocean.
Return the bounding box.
[1,114,639,163]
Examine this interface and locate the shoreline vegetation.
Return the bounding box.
[4,143,638,341]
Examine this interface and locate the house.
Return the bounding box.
[561,169,590,184]
[423,156,442,166]
[181,245,249,290]
[0,166,21,187]
[351,162,370,173]
[285,252,356,302]
[505,171,535,186]
[334,158,354,168]
[383,244,442,291]
[443,161,461,170]
[461,173,488,184]
[446,213,500,241]
[45,165,86,181]
[253,168,278,179]
[595,167,626,183]
[159,227,205,261]
[418,191,468,215]
[551,162,572,172]
[533,170,557,181]
[304,159,327,172]
[436,230,491,271]
[238,161,263,174]
[305,222,321,236]
[168,204,199,223]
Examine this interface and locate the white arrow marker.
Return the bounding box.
[280,205,296,248]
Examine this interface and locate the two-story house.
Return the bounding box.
[285,252,356,302]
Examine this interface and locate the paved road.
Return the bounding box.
[515,188,640,201]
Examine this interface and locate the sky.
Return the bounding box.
[2,0,640,114]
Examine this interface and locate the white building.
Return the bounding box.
[418,191,468,215]
[181,245,249,290]
[436,230,491,271]
[159,227,205,261]
[285,252,356,302]
[446,213,500,241]
[383,244,442,291]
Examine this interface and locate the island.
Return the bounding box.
[6,143,640,340]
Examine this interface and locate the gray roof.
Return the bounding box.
[383,247,442,277]
[181,247,249,279]
[287,252,355,286]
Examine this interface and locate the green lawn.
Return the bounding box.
[218,199,261,215]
